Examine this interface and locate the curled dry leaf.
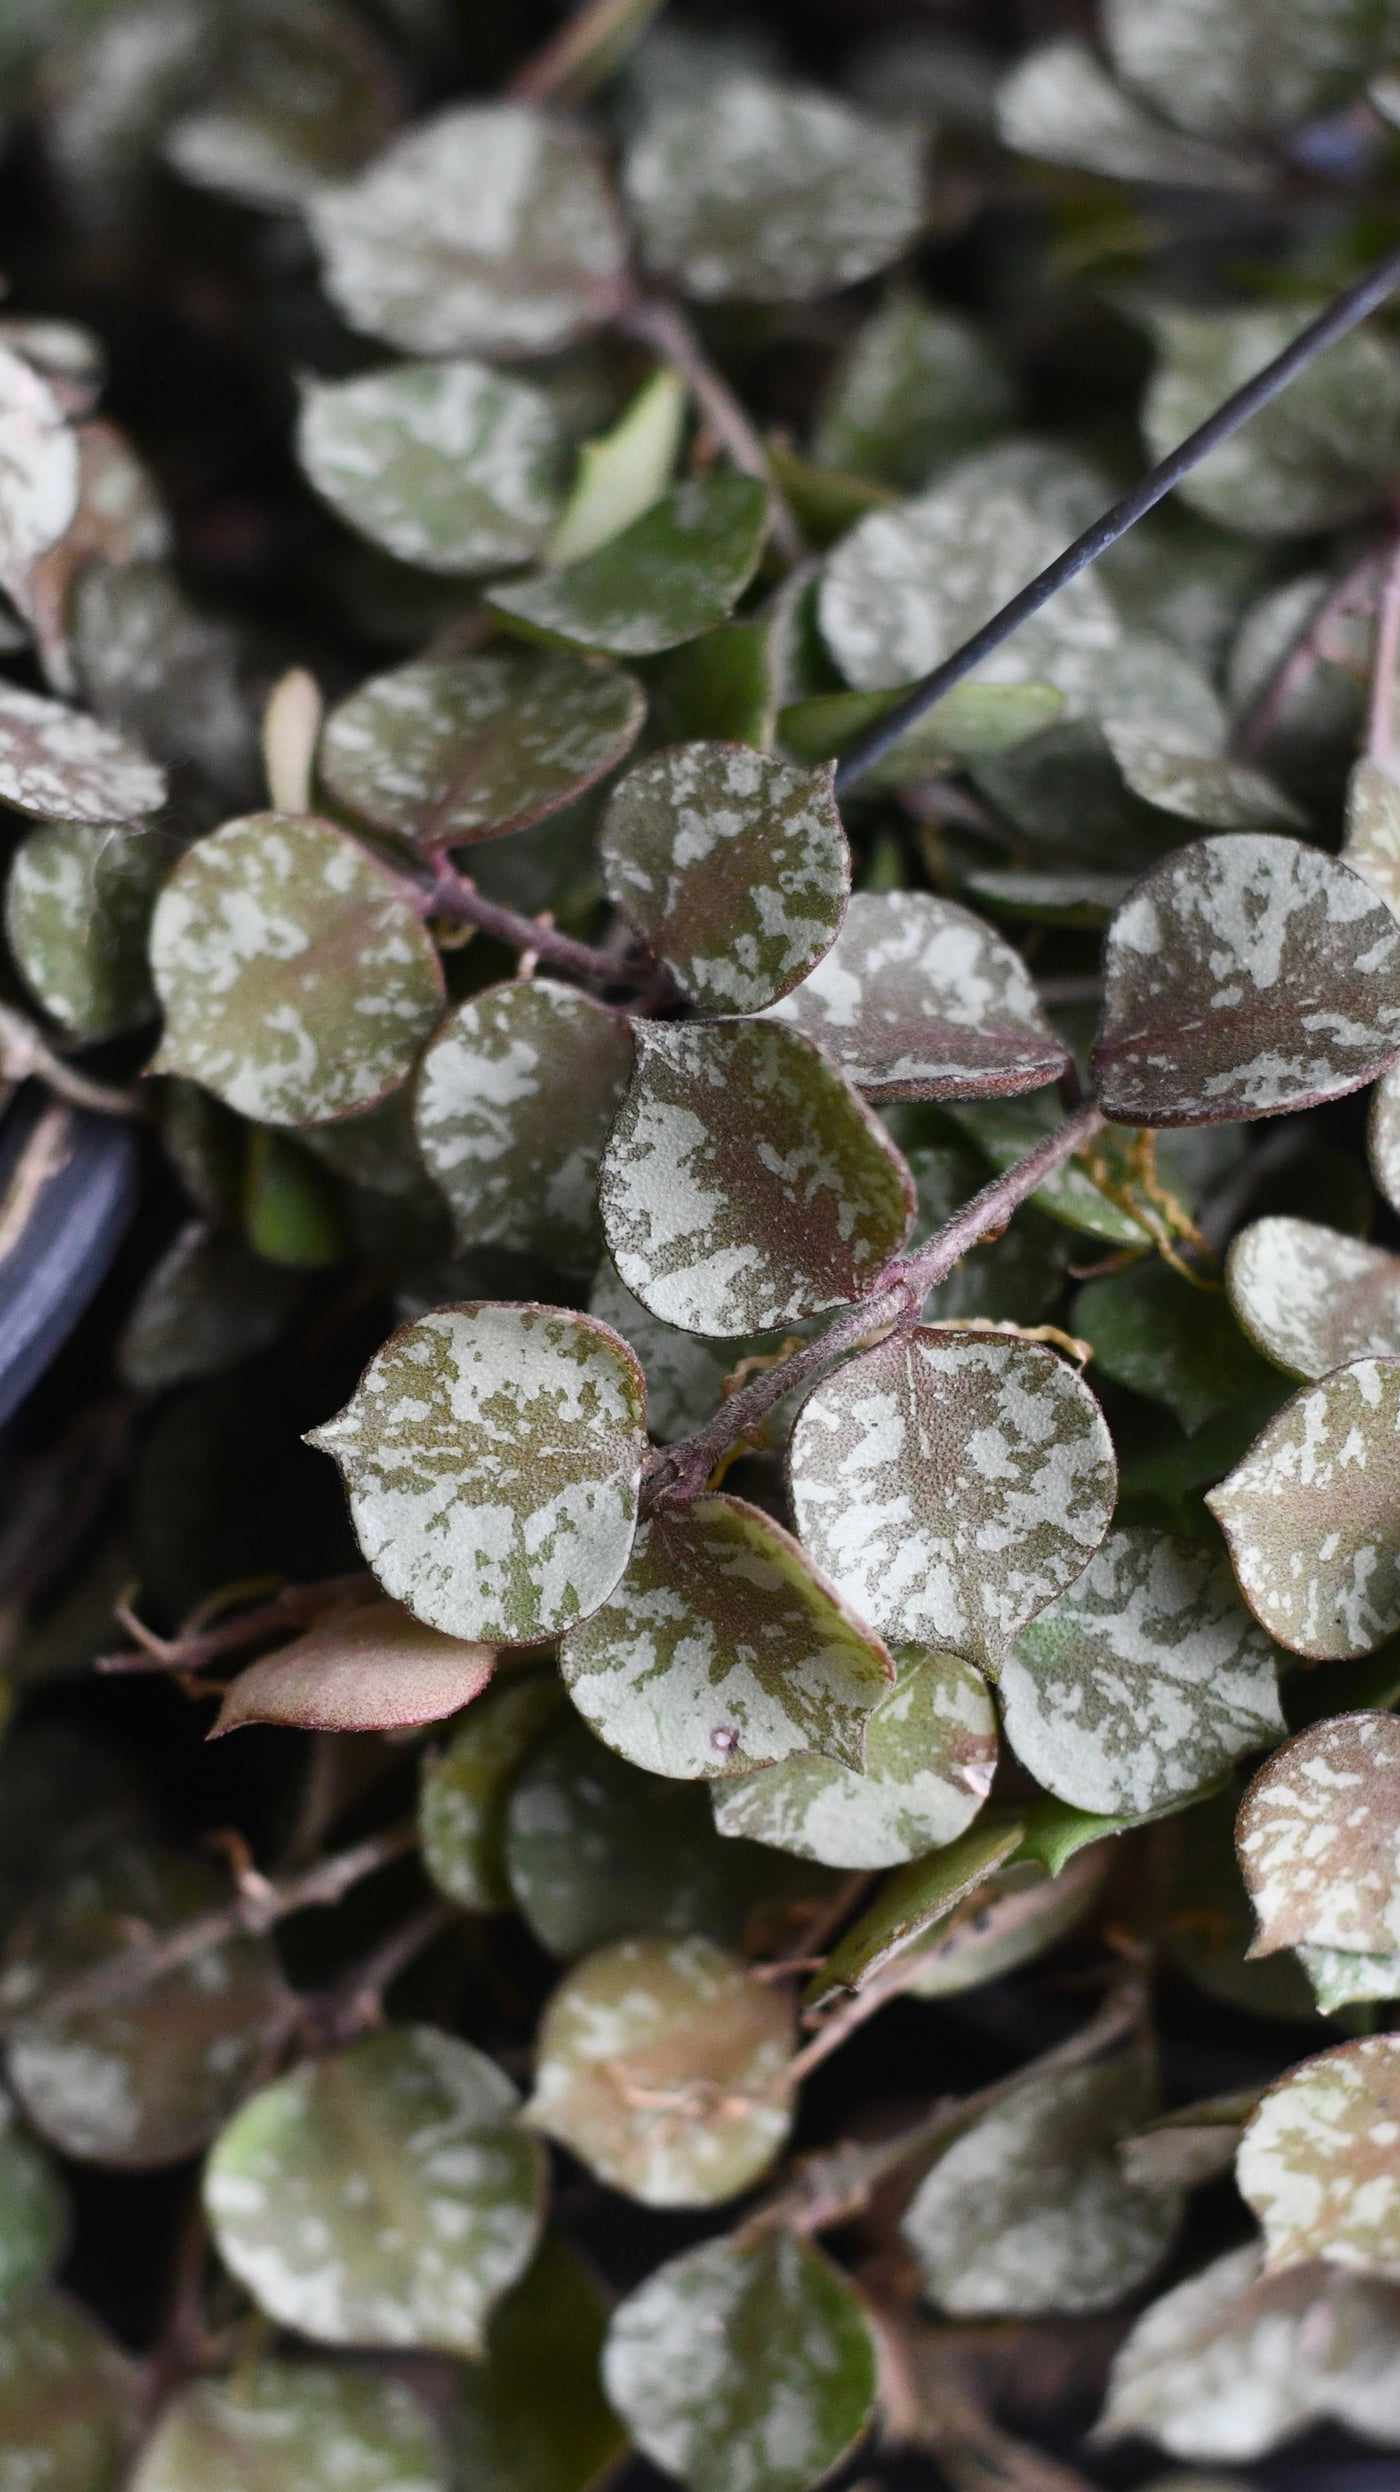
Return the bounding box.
[0,681,166,823]
[489,474,770,660]
[213,1598,496,1736]
[307,1305,648,1646]
[1093,834,1400,1126]
[1237,2035,1400,2277]
[788,1327,1117,1672]
[998,1527,1282,1817]
[204,2025,545,2355]
[414,981,631,1274]
[310,104,628,358]
[1237,1712,1400,1960]
[1207,1357,1400,1660]
[599,741,849,1015]
[526,1933,794,2207]
[559,1491,893,1781]
[320,648,646,848]
[763,888,1069,1101]
[131,2361,450,2492]
[149,812,445,1128]
[1227,1216,1400,1378]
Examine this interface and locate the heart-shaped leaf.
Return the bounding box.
[414,981,631,1273]
[599,741,849,1014]
[1207,1358,1400,1659]
[0,2293,138,2492]
[310,104,628,358]
[1237,1712,1400,1959]
[489,474,769,659]
[1227,1215,1400,1379]
[763,889,1069,1101]
[902,2056,1179,2316]
[788,1327,1117,1671]
[1237,2036,1400,2276]
[526,1934,794,2207]
[603,2232,877,2492]
[298,360,563,574]
[320,649,645,848]
[213,1598,496,1736]
[5,819,163,1039]
[0,682,166,822]
[0,2093,67,2308]
[308,1304,648,1645]
[559,1491,893,1780]
[999,1527,1283,1816]
[419,1672,565,1915]
[1093,835,1400,1125]
[204,2025,546,2354]
[711,1645,996,1869]
[599,1018,914,1338]
[623,76,923,305]
[131,2361,449,2492]
[149,812,445,1128]
[450,2239,626,2492]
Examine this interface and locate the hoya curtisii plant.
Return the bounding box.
[0,1,1399,2486]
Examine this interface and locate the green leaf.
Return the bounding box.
[0,1842,291,2167]
[307,1304,648,1645]
[600,741,848,1013]
[904,1851,1106,1998]
[813,293,1014,492]
[711,1646,996,1869]
[549,365,687,566]
[603,2231,877,2492]
[320,649,645,849]
[1093,836,1400,1126]
[1207,1359,1400,1659]
[0,2091,67,2307]
[0,682,165,822]
[310,103,628,358]
[1105,0,1392,138]
[212,1596,495,1735]
[131,2361,449,2492]
[243,1127,348,1269]
[149,812,445,1128]
[490,474,770,659]
[1227,1215,1400,1380]
[998,37,1256,186]
[648,618,777,750]
[764,888,1069,1101]
[949,1099,1152,1247]
[777,679,1065,780]
[599,1017,914,1337]
[5,820,163,1038]
[623,76,923,304]
[414,981,631,1273]
[903,2056,1179,2316]
[1238,2035,1400,2275]
[204,2025,546,2354]
[960,866,1132,929]
[1017,1790,1201,1878]
[999,1527,1282,1817]
[1074,1257,1280,1432]
[559,1491,893,1780]
[526,1933,793,2205]
[0,2292,138,2492]
[119,1224,300,1390]
[298,360,564,575]
[1143,307,1400,536]
[789,1327,1117,1672]
[808,1809,1029,2000]
[450,2239,627,2492]
[419,1670,565,1914]
[1237,1711,1400,1959]
[1102,720,1304,832]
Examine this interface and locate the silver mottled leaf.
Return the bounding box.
[131,2361,449,2492]
[0,681,166,822]
[1298,1941,1400,2013]
[1227,1215,1400,1379]
[1238,1712,1400,1960]
[812,294,1014,493]
[419,1671,565,1915]
[1237,2036,1400,2277]
[587,1258,739,1445]
[998,37,1255,187]
[489,474,770,660]
[1102,721,1304,832]
[5,819,163,1039]
[1344,755,1400,917]
[1105,0,1391,139]
[298,360,563,575]
[0,341,78,613]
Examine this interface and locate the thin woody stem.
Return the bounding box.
[416,857,664,995]
[644,1101,1105,1509]
[96,1572,376,1676]
[622,296,806,563]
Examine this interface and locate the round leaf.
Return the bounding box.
[320,649,645,848]
[623,76,922,304]
[1099,2242,1337,2461]
[450,2238,626,2492]
[213,1597,496,1735]
[603,2231,876,2492]
[310,104,628,358]
[903,2057,1179,2316]
[1370,1059,1400,1214]
[131,2361,449,2492]
[149,812,445,1128]
[998,36,1256,187]
[5,819,163,1039]
[414,981,631,1273]
[599,741,849,1014]
[0,2092,67,2307]
[1206,1358,1400,1659]
[298,359,563,574]
[1237,2036,1400,2277]
[814,295,1015,492]
[489,474,769,660]
[1238,1712,1400,1959]
[711,1646,997,1869]
[559,1490,893,1781]
[1102,721,1305,832]
[810,1811,1031,1999]
[419,1671,565,1913]
[999,1527,1283,1817]
[788,1327,1117,1672]
[307,1304,647,1644]
[588,1257,741,1444]
[1092,835,1400,1125]
[599,1017,914,1338]
[1227,1215,1400,1379]
[204,2025,545,2354]
[1106,0,1391,141]
[526,1933,793,2207]
[905,1851,1107,1999]
[0,2292,137,2492]
[763,889,1069,1101]
[0,682,166,823]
